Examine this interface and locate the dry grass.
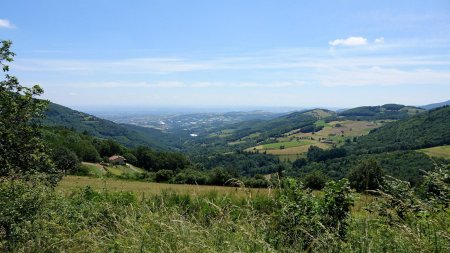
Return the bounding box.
[57,175,272,198]
[418,145,450,159]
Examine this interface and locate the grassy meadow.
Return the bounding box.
[419,145,450,159]
[58,175,272,198]
[4,174,445,252]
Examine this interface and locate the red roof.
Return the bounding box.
[109,155,125,161]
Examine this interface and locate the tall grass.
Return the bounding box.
[1,176,449,252]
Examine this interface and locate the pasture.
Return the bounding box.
[246,120,383,158]
[419,145,450,159]
[81,162,146,177]
[57,175,272,198]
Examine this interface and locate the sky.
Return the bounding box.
[1,0,450,109]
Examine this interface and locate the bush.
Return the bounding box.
[0,178,52,247]
[292,158,307,169]
[270,178,353,250]
[348,159,384,192]
[208,167,233,185]
[173,169,208,184]
[303,170,328,190]
[154,169,174,182]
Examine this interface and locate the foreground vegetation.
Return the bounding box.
[2,171,449,252]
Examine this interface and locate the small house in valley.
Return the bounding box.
[109,155,126,165]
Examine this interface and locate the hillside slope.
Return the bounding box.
[421,100,450,110]
[348,106,450,153]
[339,104,424,120]
[228,109,336,140]
[43,102,179,150]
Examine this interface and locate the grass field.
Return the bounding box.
[82,162,146,177]
[57,175,272,198]
[418,145,450,159]
[246,120,383,157]
[81,162,106,176]
[262,140,312,149]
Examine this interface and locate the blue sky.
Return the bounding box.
[1,0,450,108]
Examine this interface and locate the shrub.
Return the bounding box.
[348,159,384,192]
[270,178,353,250]
[0,178,52,247]
[303,170,328,190]
[154,169,174,182]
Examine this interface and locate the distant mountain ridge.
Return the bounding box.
[420,100,450,110]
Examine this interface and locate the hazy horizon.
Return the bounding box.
[2,1,450,108]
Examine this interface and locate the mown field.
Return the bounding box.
[419,145,450,159]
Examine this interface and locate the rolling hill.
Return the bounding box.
[43,102,181,150]
[348,106,450,154]
[339,104,424,120]
[227,109,336,141]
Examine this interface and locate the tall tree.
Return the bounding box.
[0,40,57,180]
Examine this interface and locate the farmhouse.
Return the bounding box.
[109,155,126,165]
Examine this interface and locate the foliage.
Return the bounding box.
[290,151,437,186]
[348,159,384,192]
[303,170,328,190]
[339,104,424,120]
[418,165,450,207]
[0,177,52,247]
[43,102,181,149]
[203,152,281,176]
[0,40,57,181]
[134,146,188,172]
[51,147,79,174]
[306,146,347,162]
[270,178,353,250]
[347,106,450,154]
[154,169,174,182]
[292,157,307,169]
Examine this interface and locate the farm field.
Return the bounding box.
[57,175,272,198]
[82,162,146,177]
[246,120,383,158]
[418,145,450,159]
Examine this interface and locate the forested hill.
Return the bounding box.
[339,104,424,120]
[348,106,450,154]
[228,109,336,140]
[43,102,180,150]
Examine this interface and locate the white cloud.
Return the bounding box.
[374,37,385,44]
[329,36,368,47]
[0,19,16,29]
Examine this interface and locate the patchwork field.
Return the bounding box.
[246,120,383,159]
[418,145,450,159]
[58,175,272,198]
